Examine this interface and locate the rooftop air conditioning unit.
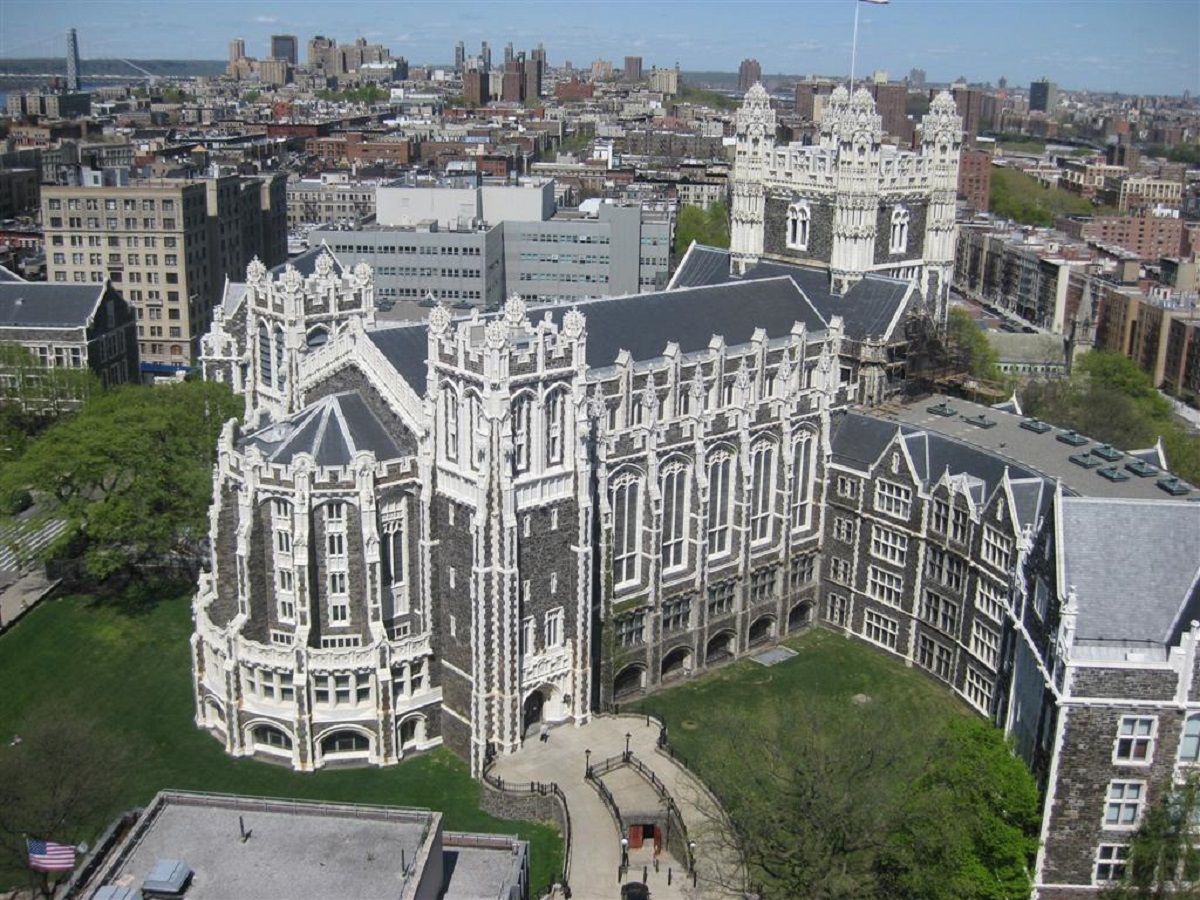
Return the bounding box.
[141,859,193,899]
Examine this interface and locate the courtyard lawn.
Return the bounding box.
[0,592,562,892]
[631,627,970,768]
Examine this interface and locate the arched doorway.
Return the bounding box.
[398,715,426,751]
[749,616,776,647]
[706,631,735,665]
[661,647,693,681]
[788,601,813,632]
[613,664,646,700]
[522,689,547,736]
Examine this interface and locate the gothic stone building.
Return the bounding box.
[190,88,1200,898]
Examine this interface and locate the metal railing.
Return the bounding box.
[481,766,572,897]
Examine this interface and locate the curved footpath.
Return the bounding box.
[492,714,744,900]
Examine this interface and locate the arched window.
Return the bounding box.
[890,206,910,254]
[1181,715,1200,763]
[660,463,690,573]
[252,724,292,751]
[707,454,733,558]
[258,321,272,386]
[787,202,810,251]
[274,324,286,390]
[320,730,370,756]
[545,388,567,467]
[442,385,459,463]
[750,441,776,545]
[465,391,483,472]
[306,326,329,349]
[399,716,426,749]
[512,392,532,474]
[791,433,815,531]
[611,475,642,589]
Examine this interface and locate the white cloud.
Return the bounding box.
[254,15,279,24]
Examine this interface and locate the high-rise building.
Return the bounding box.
[504,42,514,66]
[526,45,545,101]
[42,172,287,375]
[270,34,298,66]
[947,83,983,145]
[1029,77,1058,114]
[480,41,491,73]
[454,40,465,73]
[623,56,643,82]
[308,35,335,68]
[870,81,910,143]
[464,69,489,106]
[259,58,291,87]
[957,147,992,213]
[908,67,926,87]
[502,54,525,103]
[793,79,835,121]
[229,38,245,65]
[738,58,762,93]
[66,27,81,93]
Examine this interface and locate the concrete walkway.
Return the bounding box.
[0,570,59,633]
[493,715,744,900]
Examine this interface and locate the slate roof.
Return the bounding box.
[830,412,1040,505]
[368,278,828,394]
[665,244,913,342]
[0,265,24,283]
[367,323,429,393]
[0,283,103,328]
[1059,498,1200,647]
[271,243,344,279]
[241,390,405,465]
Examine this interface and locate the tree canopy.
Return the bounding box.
[674,202,730,259]
[1020,351,1200,485]
[0,380,240,586]
[1103,774,1200,899]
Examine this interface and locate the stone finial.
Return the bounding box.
[428,304,451,336]
[352,260,373,287]
[315,250,334,277]
[563,307,586,340]
[486,319,509,350]
[246,257,267,284]
[280,264,303,294]
[503,294,527,328]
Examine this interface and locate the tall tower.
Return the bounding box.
[66,28,81,92]
[918,91,963,323]
[828,88,884,296]
[481,41,491,73]
[455,40,465,73]
[729,82,774,275]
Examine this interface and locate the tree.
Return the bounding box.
[874,717,1041,900]
[0,714,128,897]
[673,202,730,258]
[946,308,1000,381]
[1102,774,1200,899]
[0,380,241,587]
[689,697,926,899]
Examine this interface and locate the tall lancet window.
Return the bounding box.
[787,202,810,251]
[890,206,910,254]
[258,322,272,386]
[512,393,533,474]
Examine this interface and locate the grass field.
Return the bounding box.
[0,592,562,891]
[989,166,1116,226]
[629,627,971,795]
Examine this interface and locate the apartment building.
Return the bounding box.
[42,172,286,374]
[1056,211,1184,261]
[286,176,377,228]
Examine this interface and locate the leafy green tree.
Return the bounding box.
[0,380,240,586]
[1102,774,1200,899]
[874,717,1041,900]
[674,202,730,258]
[946,308,1000,380]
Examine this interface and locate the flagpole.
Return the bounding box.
[850,0,860,93]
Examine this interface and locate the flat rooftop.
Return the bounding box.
[890,394,1193,502]
[89,792,436,900]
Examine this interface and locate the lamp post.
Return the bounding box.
[624,731,632,761]
[585,747,591,778]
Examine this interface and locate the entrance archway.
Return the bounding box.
[706,631,735,664]
[613,664,646,699]
[522,689,547,736]
[788,601,813,632]
[749,615,776,646]
[661,646,693,681]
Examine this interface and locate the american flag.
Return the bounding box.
[26,838,76,872]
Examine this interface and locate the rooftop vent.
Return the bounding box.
[141,858,193,898]
[1097,466,1130,483]
[1157,476,1191,496]
[963,414,997,429]
[1092,444,1122,462]
[1019,417,1052,434]
[1056,430,1088,447]
[1069,453,1101,469]
[1125,459,1158,478]
[926,401,956,417]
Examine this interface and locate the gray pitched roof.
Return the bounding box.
[0,265,24,283]
[0,283,103,328]
[271,243,345,279]
[666,245,914,342]
[1060,498,1200,646]
[367,323,430,393]
[241,391,406,465]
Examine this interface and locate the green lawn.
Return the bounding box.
[989,166,1117,226]
[633,628,968,752]
[0,592,562,891]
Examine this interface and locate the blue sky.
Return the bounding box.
[0,0,1196,95]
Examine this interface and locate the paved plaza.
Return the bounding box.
[492,714,744,900]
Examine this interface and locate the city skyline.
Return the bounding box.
[0,0,1195,96]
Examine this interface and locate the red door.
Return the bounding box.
[629,825,644,850]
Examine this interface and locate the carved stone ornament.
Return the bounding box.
[428,304,451,335]
[562,307,586,340]
[586,395,608,422]
[486,318,509,350]
[315,251,334,277]
[503,295,526,328]
[641,380,659,413]
[689,377,706,400]
[280,264,303,295]
[246,257,267,285]
[735,367,751,390]
[352,260,373,287]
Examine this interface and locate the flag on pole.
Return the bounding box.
[27,838,76,872]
